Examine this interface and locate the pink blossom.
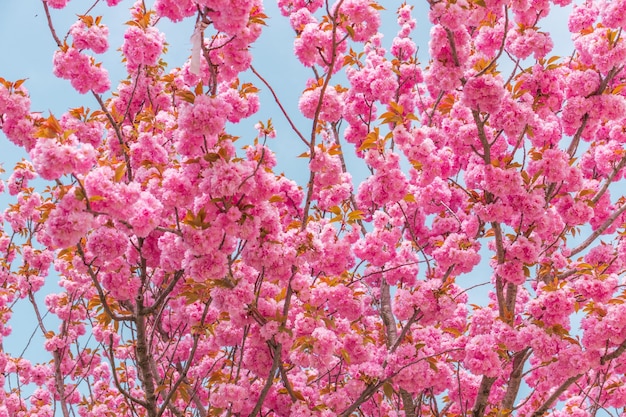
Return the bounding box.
[44,192,94,249]
[6,161,36,196]
[47,0,69,8]
[335,0,381,42]
[506,27,554,60]
[204,0,256,36]
[600,0,626,28]
[178,94,231,142]
[52,47,110,94]
[431,232,481,275]
[128,191,163,237]
[278,0,323,16]
[122,26,165,71]
[429,24,471,69]
[462,74,505,113]
[475,22,506,59]
[464,334,501,377]
[207,36,257,82]
[528,283,575,328]
[507,235,540,264]
[299,84,344,122]
[69,19,109,53]
[154,0,195,21]
[86,226,128,264]
[295,23,345,68]
[101,263,141,300]
[346,51,398,104]
[496,260,526,285]
[568,1,599,32]
[30,139,96,180]
[565,68,600,98]
[574,27,626,73]
[129,132,168,169]
[482,165,524,198]
[309,149,352,210]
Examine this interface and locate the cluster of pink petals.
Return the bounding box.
[4,0,626,415]
[52,48,110,94]
[69,19,109,54]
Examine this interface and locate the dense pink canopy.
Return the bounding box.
[2,0,626,416]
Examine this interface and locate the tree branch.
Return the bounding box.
[531,374,583,417]
[570,203,626,257]
[250,65,309,147]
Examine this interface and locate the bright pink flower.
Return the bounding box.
[574,27,626,73]
[6,161,36,196]
[431,232,481,275]
[475,22,506,58]
[601,0,626,28]
[346,50,398,104]
[122,26,165,70]
[529,283,575,328]
[429,24,471,69]
[482,165,524,197]
[335,0,381,42]
[496,260,526,285]
[294,23,343,68]
[128,191,163,237]
[464,334,501,377]
[278,0,324,16]
[462,74,505,113]
[178,94,231,142]
[203,0,257,36]
[568,1,599,32]
[30,139,96,180]
[299,84,344,122]
[47,0,69,8]
[86,226,128,264]
[556,194,594,226]
[44,192,94,249]
[506,235,540,264]
[506,27,553,60]
[154,0,195,21]
[69,19,109,53]
[52,48,110,94]
[129,132,168,169]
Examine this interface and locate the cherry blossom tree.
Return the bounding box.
[2,0,626,415]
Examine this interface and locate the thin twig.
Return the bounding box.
[250,65,309,147]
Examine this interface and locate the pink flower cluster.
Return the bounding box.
[335,0,380,42]
[299,84,345,122]
[154,0,195,21]
[309,148,352,210]
[346,39,398,104]
[574,26,626,73]
[122,26,165,71]
[52,47,110,94]
[353,211,401,267]
[43,192,95,249]
[176,94,231,156]
[69,18,109,54]
[203,0,256,36]
[6,0,626,415]
[506,27,554,60]
[0,81,36,150]
[356,152,408,209]
[30,138,96,180]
